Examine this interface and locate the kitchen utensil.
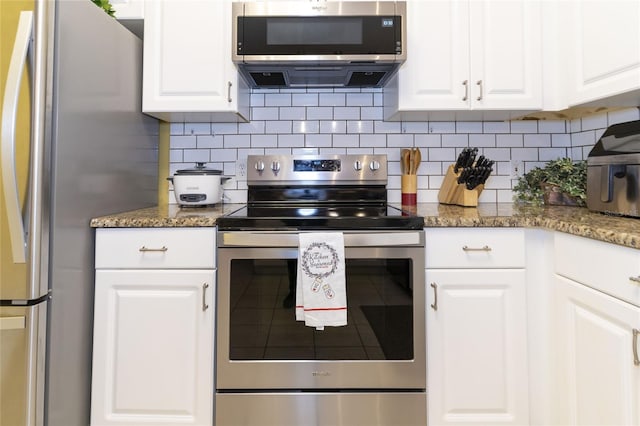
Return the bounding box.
[167,162,231,206]
[414,148,421,174]
[401,148,410,174]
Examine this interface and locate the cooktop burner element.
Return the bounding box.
[217,154,424,230]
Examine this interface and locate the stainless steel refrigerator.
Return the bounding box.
[0,1,158,425]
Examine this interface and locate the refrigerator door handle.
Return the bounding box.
[1,11,33,264]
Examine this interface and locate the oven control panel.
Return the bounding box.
[247,154,388,184]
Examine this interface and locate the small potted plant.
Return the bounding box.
[513,158,587,206]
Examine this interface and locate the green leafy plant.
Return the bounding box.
[513,158,587,206]
[91,0,116,17]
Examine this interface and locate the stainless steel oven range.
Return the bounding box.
[215,154,426,425]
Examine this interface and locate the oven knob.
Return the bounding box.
[271,161,281,173]
[369,160,381,171]
[254,160,265,172]
[354,160,363,171]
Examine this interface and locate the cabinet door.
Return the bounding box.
[469,0,542,109]
[395,0,470,111]
[566,0,640,106]
[143,0,248,122]
[91,270,215,426]
[554,275,640,426]
[426,269,529,426]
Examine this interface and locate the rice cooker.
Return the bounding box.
[167,162,231,206]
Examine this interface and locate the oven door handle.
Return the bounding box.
[220,231,423,247]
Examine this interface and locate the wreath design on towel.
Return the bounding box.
[301,242,340,299]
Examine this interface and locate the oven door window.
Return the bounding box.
[228,258,413,361]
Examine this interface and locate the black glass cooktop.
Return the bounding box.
[216,204,424,231]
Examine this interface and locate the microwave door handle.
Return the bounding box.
[1,11,33,264]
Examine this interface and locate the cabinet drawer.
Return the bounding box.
[425,228,525,268]
[554,232,640,306]
[96,228,216,269]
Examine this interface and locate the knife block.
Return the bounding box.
[438,164,484,207]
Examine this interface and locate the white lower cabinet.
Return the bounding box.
[554,275,640,426]
[552,232,640,426]
[91,228,215,426]
[425,228,529,426]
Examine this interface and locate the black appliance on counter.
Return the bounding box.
[215,154,426,426]
[587,119,640,217]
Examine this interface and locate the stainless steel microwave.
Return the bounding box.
[231,1,407,88]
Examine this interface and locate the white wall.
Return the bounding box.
[168,88,640,204]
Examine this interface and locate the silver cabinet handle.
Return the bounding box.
[476,80,483,101]
[227,81,232,103]
[430,283,438,311]
[633,329,639,366]
[1,11,32,264]
[202,283,210,311]
[138,246,168,252]
[462,245,492,252]
[630,276,640,284]
[462,80,468,101]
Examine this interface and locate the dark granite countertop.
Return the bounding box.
[90,203,640,250]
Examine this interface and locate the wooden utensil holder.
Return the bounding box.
[438,164,484,207]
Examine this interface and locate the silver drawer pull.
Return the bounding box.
[633,329,639,366]
[629,276,640,284]
[202,283,209,311]
[462,245,492,252]
[139,246,168,252]
[430,283,438,311]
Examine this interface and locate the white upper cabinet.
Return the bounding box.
[564,0,640,107]
[143,0,249,122]
[385,0,542,121]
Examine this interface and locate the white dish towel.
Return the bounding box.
[295,232,347,330]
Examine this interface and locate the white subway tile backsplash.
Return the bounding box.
[184,123,211,135]
[346,93,374,107]
[196,135,223,149]
[539,147,568,161]
[581,113,608,131]
[279,107,306,120]
[510,121,538,134]
[293,120,320,134]
[278,134,304,147]
[169,91,634,203]
[170,123,184,135]
[171,135,197,149]
[496,134,523,147]
[265,93,291,107]
[223,135,251,148]
[251,135,278,148]
[608,107,640,125]
[442,134,469,148]
[456,121,483,134]
[469,134,496,147]
[523,133,551,147]
[332,134,360,147]
[251,107,279,121]
[428,122,456,134]
[211,123,238,135]
[307,107,334,120]
[333,107,360,120]
[360,134,387,147]
[319,93,346,107]
[347,120,374,134]
[265,120,293,134]
[386,134,414,148]
[292,93,319,107]
[320,120,347,134]
[537,120,566,133]
[483,121,510,134]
